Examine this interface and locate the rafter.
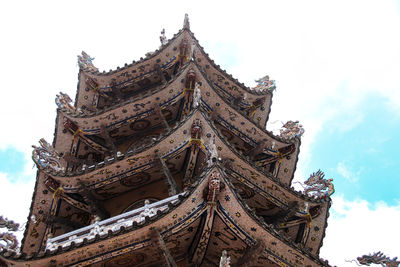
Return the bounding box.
[154,103,171,131]
[152,230,177,267]
[99,124,118,157]
[78,181,109,220]
[158,155,179,196]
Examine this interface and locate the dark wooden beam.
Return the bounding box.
[78,181,110,220]
[158,156,178,196]
[234,240,265,267]
[153,230,177,267]
[154,104,171,131]
[154,64,167,84]
[99,124,118,157]
[44,214,84,230]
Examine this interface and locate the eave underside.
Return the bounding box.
[1,166,329,267]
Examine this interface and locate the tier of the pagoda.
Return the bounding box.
[1,164,330,266]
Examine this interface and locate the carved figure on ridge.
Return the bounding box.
[77,51,98,72]
[253,75,276,92]
[279,120,305,140]
[55,92,83,114]
[219,250,231,267]
[0,232,18,251]
[193,82,201,108]
[302,170,334,199]
[0,216,19,251]
[32,138,64,172]
[160,28,167,46]
[352,251,400,267]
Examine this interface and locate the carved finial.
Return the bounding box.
[351,251,400,266]
[183,13,190,29]
[160,28,167,46]
[32,138,64,172]
[77,51,98,72]
[0,216,19,251]
[207,136,219,167]
[219,250,231,267]
[279,120,305,140]
[253,75,276,92]
[55,92,83,114]
[301,170,335,199]
[193,82,201,108]
[190,42,196,60]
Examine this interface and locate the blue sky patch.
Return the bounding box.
[0,147,29,182]
[306,95,400,206]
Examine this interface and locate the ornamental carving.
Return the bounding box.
[77,51,98,72]
[160,28,167,46]
[207,136,219,167]
[279,120,305,140]
[0,216,19,251]
[206,171,222,203]
[55,92,83,114]
[303,170,334,199]
[193,82,201,108]
[0,232,18,251]
[0,216,19,232]
[185,69,196,90]
[44,176,60,191]
[32,138,64,172]
[252,75,276,92]
[178,39,189,65]
[355,251,400,267]
[219,250,231,267]
[191,119,202,139]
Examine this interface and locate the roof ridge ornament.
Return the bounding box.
[55,92,84,115]
[183,13,190,30]
[253,75,276,92]
[193,82,201,108]
[296,170,335,199]
[219,250,231,267]
[160,28,167,46]
[78,51,98,72]
[279,120,305,140]
[346,251,400,266]
[32,138,64,172]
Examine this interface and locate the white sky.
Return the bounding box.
[1,0,400,265]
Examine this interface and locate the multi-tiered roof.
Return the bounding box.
[0,15,333,267]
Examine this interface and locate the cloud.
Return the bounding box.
[336,162,361,183]
[337,162,352,181]
[320,195,400,266]
[0,172,35,243]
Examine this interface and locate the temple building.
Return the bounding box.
[0,15,334,266]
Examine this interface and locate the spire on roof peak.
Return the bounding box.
[183,13,190,30]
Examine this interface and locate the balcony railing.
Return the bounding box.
[46,192,187,251]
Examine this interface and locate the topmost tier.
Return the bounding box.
[74,14,276,129]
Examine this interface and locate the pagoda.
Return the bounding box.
[0,15,334,267]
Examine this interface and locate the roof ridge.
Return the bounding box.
[216,164,331,266]
[79,29,185,76]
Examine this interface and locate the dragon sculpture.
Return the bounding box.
[279,120,305,140]
[0,216,19,251]
[77,51,98,72]
[350,251,400,267]
[32,138,64,172]
[55,92,83,114]
[303,170,334,199]
[252,75,276,92]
